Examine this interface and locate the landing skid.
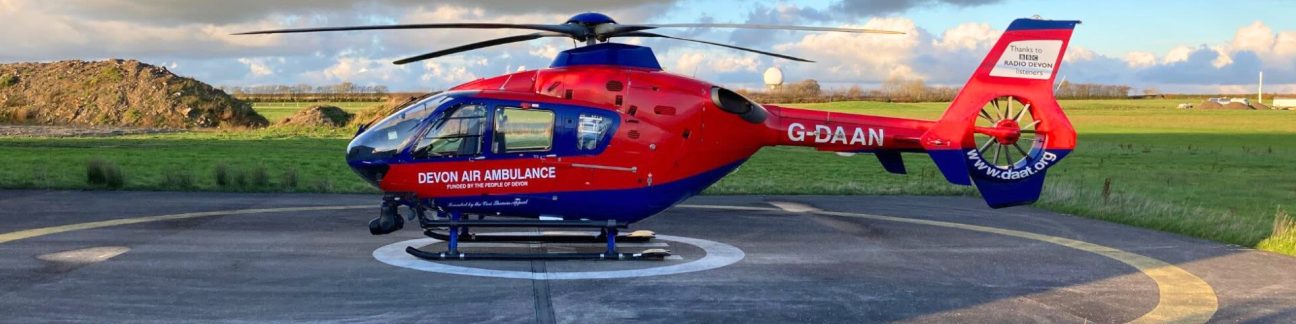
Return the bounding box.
[406,212,671,261]
[405,246,671,261]
[422,229,656,243]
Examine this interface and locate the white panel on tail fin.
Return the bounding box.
[989,40,1063,80]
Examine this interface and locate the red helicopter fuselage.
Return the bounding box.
[346,19,1079,224]
[360,62,930,222]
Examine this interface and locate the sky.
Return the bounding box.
[3,0,1295,94]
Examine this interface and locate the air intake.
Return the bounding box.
[710,87,768,123]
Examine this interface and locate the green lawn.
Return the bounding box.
[713,99,1296,254]
[2,99,1294,255]
[251,102,383,123]
[0,128,371,193]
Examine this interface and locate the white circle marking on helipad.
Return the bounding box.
[372,234,744,280]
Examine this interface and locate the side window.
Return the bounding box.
[413,105,486,159]
[493,107,554,153]
[577,114,613,151]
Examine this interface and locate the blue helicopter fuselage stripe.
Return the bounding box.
[431,158,748,223]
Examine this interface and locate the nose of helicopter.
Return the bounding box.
[345,130,393,187]
[341,93,440,187]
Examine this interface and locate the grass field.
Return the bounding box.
[1,99,1294,255]
[712,99,1296,254]
[251,102,383,122]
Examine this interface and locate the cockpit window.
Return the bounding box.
[346,97,439,161]
[413,105,487,159]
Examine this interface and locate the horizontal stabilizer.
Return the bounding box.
[874,151,906,174]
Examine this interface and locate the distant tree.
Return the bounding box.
[1055,82,1132,99]
[844,85,865,99]
[788,79,821,98]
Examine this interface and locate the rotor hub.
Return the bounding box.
[992,119,1022,145]
[565,12,617,26]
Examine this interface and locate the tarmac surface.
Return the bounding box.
[2,190,1295,323]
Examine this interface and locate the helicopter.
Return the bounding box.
[237,13,1079,261]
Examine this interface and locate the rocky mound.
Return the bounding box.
[276,105,353,127]
[1197,101,1224,109]
[0,59,268,128]
[1223,102,1254,110]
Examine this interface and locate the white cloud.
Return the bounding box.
[237,58,274,77]
[1064,45,1095,62]
[529,43,562,60]
[1210,46,1234,68]
[1123,52,1157,68]
[1231,21,1274,53]
[1275,32,1296,61]
[1221,21,1296,69]
[663,49,760,77]
[775,17,923,83]
[1077,20,1296,89]
[6,0,1296,93]
[0,1,671,90]
[307,56,412,85]
[0,1,322,61]
[421,56,487,85]
[1163,45,1193,64]
[933,22,998,51]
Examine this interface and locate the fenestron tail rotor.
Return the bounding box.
[973,95,1043,169]
[234,12,902,65]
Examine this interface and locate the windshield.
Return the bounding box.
[346,94,450,162]
[412,105,487,159]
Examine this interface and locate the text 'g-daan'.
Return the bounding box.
[787,123,885,146]
[418,167,558,184]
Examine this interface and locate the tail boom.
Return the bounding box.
[757,18,1080,209]
[762,105,932,153]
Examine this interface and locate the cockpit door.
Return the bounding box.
[409,104,488,160]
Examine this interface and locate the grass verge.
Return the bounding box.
[1257,207,1295,255]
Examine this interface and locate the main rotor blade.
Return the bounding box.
[234,23,579,36]
[615,32,813,62]
[627,23,905,35]
[392,33,563,65]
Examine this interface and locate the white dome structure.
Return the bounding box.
[763,67,784,89]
